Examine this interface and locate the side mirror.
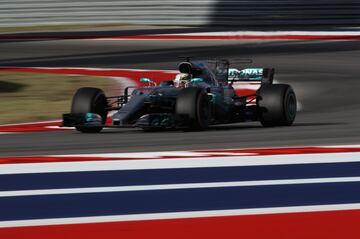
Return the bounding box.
[140,77,151,83]
[140,77,157,86]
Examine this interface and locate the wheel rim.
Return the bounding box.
[287,93,296,121]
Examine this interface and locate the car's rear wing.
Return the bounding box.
[228,68,274,85]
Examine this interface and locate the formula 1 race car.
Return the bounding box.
[62,59,297,133]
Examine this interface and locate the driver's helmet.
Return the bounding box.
[174,73,191,88]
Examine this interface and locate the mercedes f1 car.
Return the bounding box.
[62,59,297,133]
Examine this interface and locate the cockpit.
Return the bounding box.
[177,61,221,87]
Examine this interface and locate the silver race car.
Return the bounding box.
[62,59,296,132]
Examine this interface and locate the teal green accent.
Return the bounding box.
[209,93,216,104]
[228,68,239,77]
[239,68,263,80]
[229,68,264,81]
[161,118,169,126]
[191,78,204,83]
[140,77,151,83]
[85,112,93,122]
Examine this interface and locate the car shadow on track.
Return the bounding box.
[207,122,345,131]
[96,122,345,134]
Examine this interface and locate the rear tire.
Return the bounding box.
[176,87,210,130]
[71,87,107,133]
[257,84,296,127]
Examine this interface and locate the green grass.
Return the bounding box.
[0,72,115,124]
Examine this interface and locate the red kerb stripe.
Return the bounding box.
[1,209,360,239]
[0,147,360,164]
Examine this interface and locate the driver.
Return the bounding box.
[174,73,191,88]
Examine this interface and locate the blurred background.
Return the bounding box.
[0,0,359,153]
[1,3,360,237]
[1,0,360,28]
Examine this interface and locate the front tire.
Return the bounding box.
[176,87,210,130]
[257,84,296,127]
[71,87,108,133]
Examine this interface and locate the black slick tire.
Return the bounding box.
[71,87,107,133]
[257,84,296,127]
[176,87,210,130]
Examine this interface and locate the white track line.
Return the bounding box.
[1,152,360,175]
[0,120,60,127]
[325,145,360,148]
[2,176,360,197]
[2,203,360,228]
[54,151,254,158]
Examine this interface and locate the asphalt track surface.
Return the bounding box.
[0,31,360,156]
